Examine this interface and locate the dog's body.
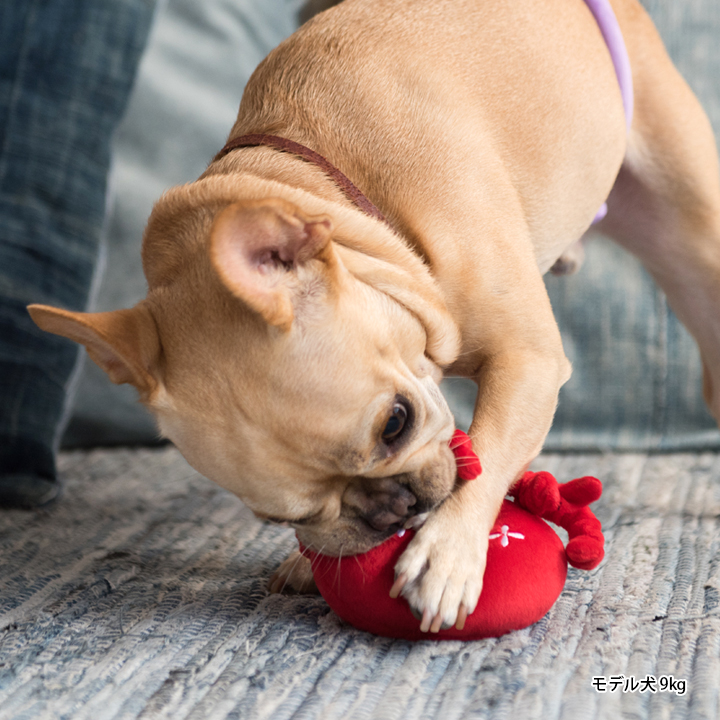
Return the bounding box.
[30,0,720,633]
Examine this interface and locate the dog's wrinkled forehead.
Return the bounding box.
[153,267,428,437]
[142,176,461,365]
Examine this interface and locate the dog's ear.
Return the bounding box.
[209,198,333,330]
[27,303,161,397]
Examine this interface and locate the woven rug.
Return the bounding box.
[0,448,719,719]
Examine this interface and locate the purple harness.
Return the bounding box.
[584,0,633,222]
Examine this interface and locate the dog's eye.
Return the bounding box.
[382,402,408,443]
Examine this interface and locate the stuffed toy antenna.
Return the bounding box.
[305,430,604,640]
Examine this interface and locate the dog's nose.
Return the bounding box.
[343,477,418,533]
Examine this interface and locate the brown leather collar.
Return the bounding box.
[215,134,389,226]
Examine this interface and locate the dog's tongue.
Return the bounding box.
[449,429,482,480]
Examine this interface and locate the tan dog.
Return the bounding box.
[28,0,720,634]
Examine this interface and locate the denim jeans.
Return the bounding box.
[0,0,156,490]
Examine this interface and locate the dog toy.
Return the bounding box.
[304,430,604,640]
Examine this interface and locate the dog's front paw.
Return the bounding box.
[391,511,488,633]
[268,550,320,595]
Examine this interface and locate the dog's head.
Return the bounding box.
[29,177,462,555]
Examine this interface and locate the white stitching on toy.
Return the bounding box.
[489,524,525,547]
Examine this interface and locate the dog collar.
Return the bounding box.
[215,133,390,226]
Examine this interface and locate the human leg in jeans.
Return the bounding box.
[0,0,156,507]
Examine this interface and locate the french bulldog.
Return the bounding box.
[29,0,720,633]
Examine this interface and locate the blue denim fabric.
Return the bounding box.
[0,0,156,487]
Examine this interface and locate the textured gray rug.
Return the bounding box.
[1,448,719,719]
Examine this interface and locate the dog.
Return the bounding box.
[28,0,720,634]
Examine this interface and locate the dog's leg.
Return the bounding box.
[268,550,319,595]
[393,250,572,631]
[596,1,720,423]
[392,350,570,631]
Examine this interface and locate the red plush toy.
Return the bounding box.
[305,430,604,640]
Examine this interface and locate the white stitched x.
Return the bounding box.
[489,525,525,547]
